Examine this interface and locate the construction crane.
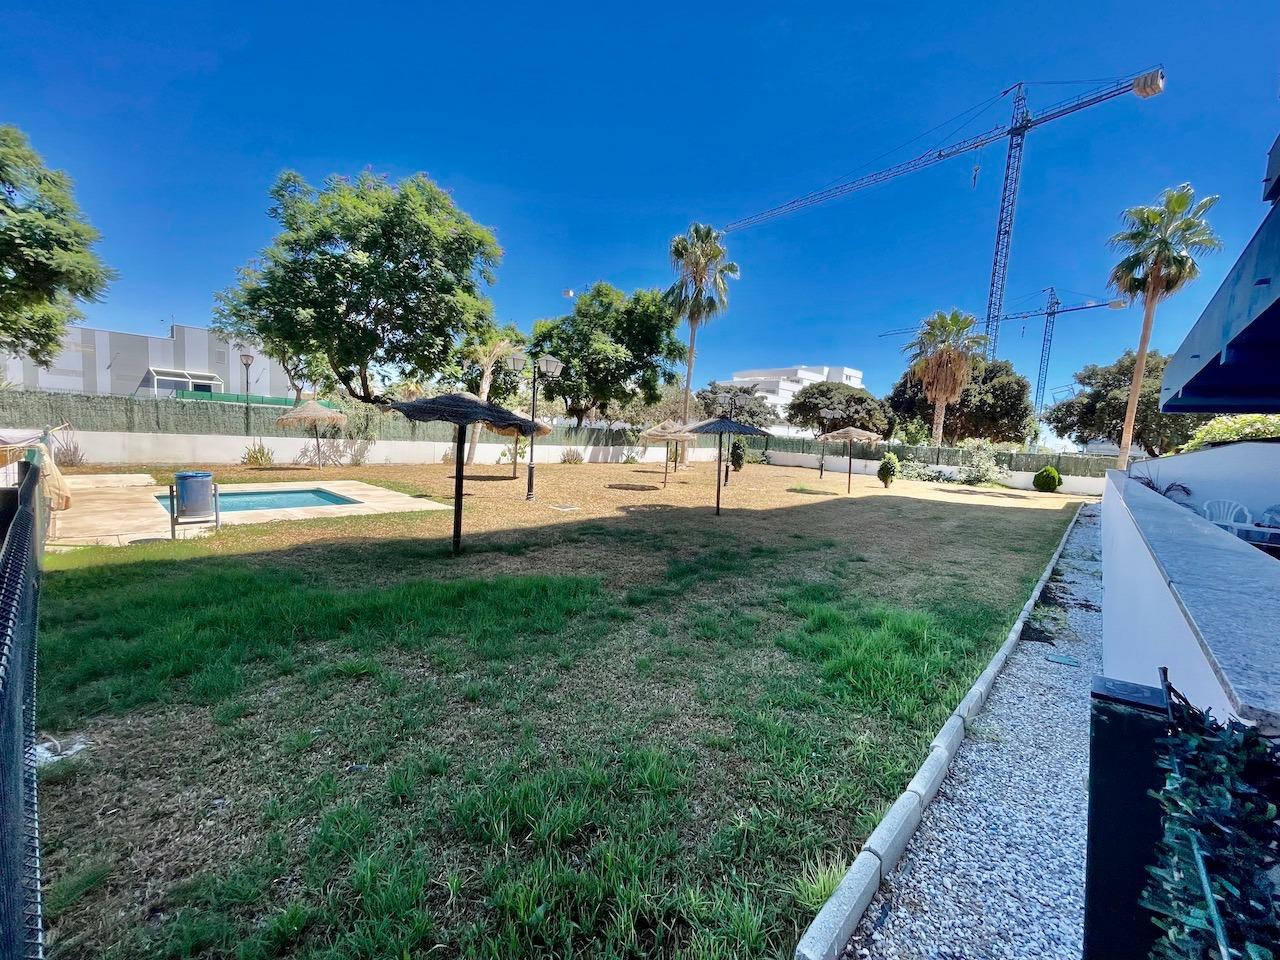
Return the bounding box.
[879,287,1125,413]
[725,67,1164,360]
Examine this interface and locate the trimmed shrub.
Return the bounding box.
[560,448,585,464]
[729,438,746,472]
[1033,465,1063,492]
[877,451,899,488]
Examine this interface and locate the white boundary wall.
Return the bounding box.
[765,450,1106,496]
[65,430,720,466]
[1101,471,1234,718]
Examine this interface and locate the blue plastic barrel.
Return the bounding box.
[174,470,214,517]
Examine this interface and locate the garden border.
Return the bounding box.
[794,501,1086,960]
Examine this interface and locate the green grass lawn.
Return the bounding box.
[38,467,1076,959]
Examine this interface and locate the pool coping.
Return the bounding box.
[49,479,448,546]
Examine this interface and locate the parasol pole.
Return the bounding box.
[847,440,853,493]
[452,424,466,555]
[714,431,724,515]
[512,435,519,479]
[663,440,670,488]
[314,423,322,468]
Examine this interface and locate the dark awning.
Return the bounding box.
[387,393,540,434]
[1162,203,1280,413]
[686,417,771,437]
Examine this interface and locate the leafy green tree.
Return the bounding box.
[212,290,331,402]
[218,170,500,403]
[784,381,888,435]
[695,381,776,429]
[451,322,524,463]
[1108,183,1221,466]
[0,125,114,364]
[886,358,1033,445]
[902,309,988,446]
[530,282,684,427]
[1043,351,1208,456]
[666,223,739,423]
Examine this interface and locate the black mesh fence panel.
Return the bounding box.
[0,458,46,960]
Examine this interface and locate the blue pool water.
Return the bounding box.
[157,488,359,514]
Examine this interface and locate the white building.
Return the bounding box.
[727,364,865,419]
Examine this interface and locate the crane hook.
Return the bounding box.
[971,163,980,189]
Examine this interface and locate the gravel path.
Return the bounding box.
[844,504,1103,960]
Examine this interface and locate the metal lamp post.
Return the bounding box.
[240,353,254,395]
[715,392,741,486]
[819,406,838,479]
[504,351,529,476]
[525,354,563,500]
[820,405,859,493]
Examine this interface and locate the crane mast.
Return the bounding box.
[725,67,1164,360]
[984,85,1030,359]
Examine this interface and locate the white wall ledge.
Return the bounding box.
[1109,471,1280,731]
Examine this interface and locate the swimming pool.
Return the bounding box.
[157,488,360,514]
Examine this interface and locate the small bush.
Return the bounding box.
[877,452,899,488]
[53,433,88,467]
[729,438,746,471]
[1032,465,1063,492]
[747,449,769,465]
[241,439,275,466]
[560,448,584,464]
[623,452,640,465]
[957,438,1010,486]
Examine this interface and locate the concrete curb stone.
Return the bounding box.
[862,792,922,873]
[793,853,882,960]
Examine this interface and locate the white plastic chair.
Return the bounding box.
[1199,499,1253,537]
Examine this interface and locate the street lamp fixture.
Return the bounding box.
[526,354,563,500]
[715,392,742,485]
[818,407,839,479]
[240,353,254,397]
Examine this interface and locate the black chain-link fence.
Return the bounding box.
[0,456,46,960]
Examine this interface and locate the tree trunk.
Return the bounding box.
[466,366,494,464]
[1117,274,1161,469]
[678,323,699,468]
[931,401,946,448]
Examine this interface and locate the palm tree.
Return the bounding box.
[904,309,988,447]
[1108,183,1221,467]
[461,329,521,464]
[665,223,739,425]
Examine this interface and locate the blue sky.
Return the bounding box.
[3,1,1275,398]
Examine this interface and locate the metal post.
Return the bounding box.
[819,440,826,478]
[723,435,730,486]
[847,442,853,494]
[169,484,176,540]
[1082,676,1168,960]
[663,441,670,488]
[526,369,538,501]
[714,433,723,515]
[452,425,466,555]
[213,483,221,530]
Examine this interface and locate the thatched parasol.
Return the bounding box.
[686,417,771,515]
[387,394,538,555]
[640,419,699,488]
[483,410,552,478]
[276,400,348,468]
[816,425,882,493]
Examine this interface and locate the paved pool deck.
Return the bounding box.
[49,477,447,546]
